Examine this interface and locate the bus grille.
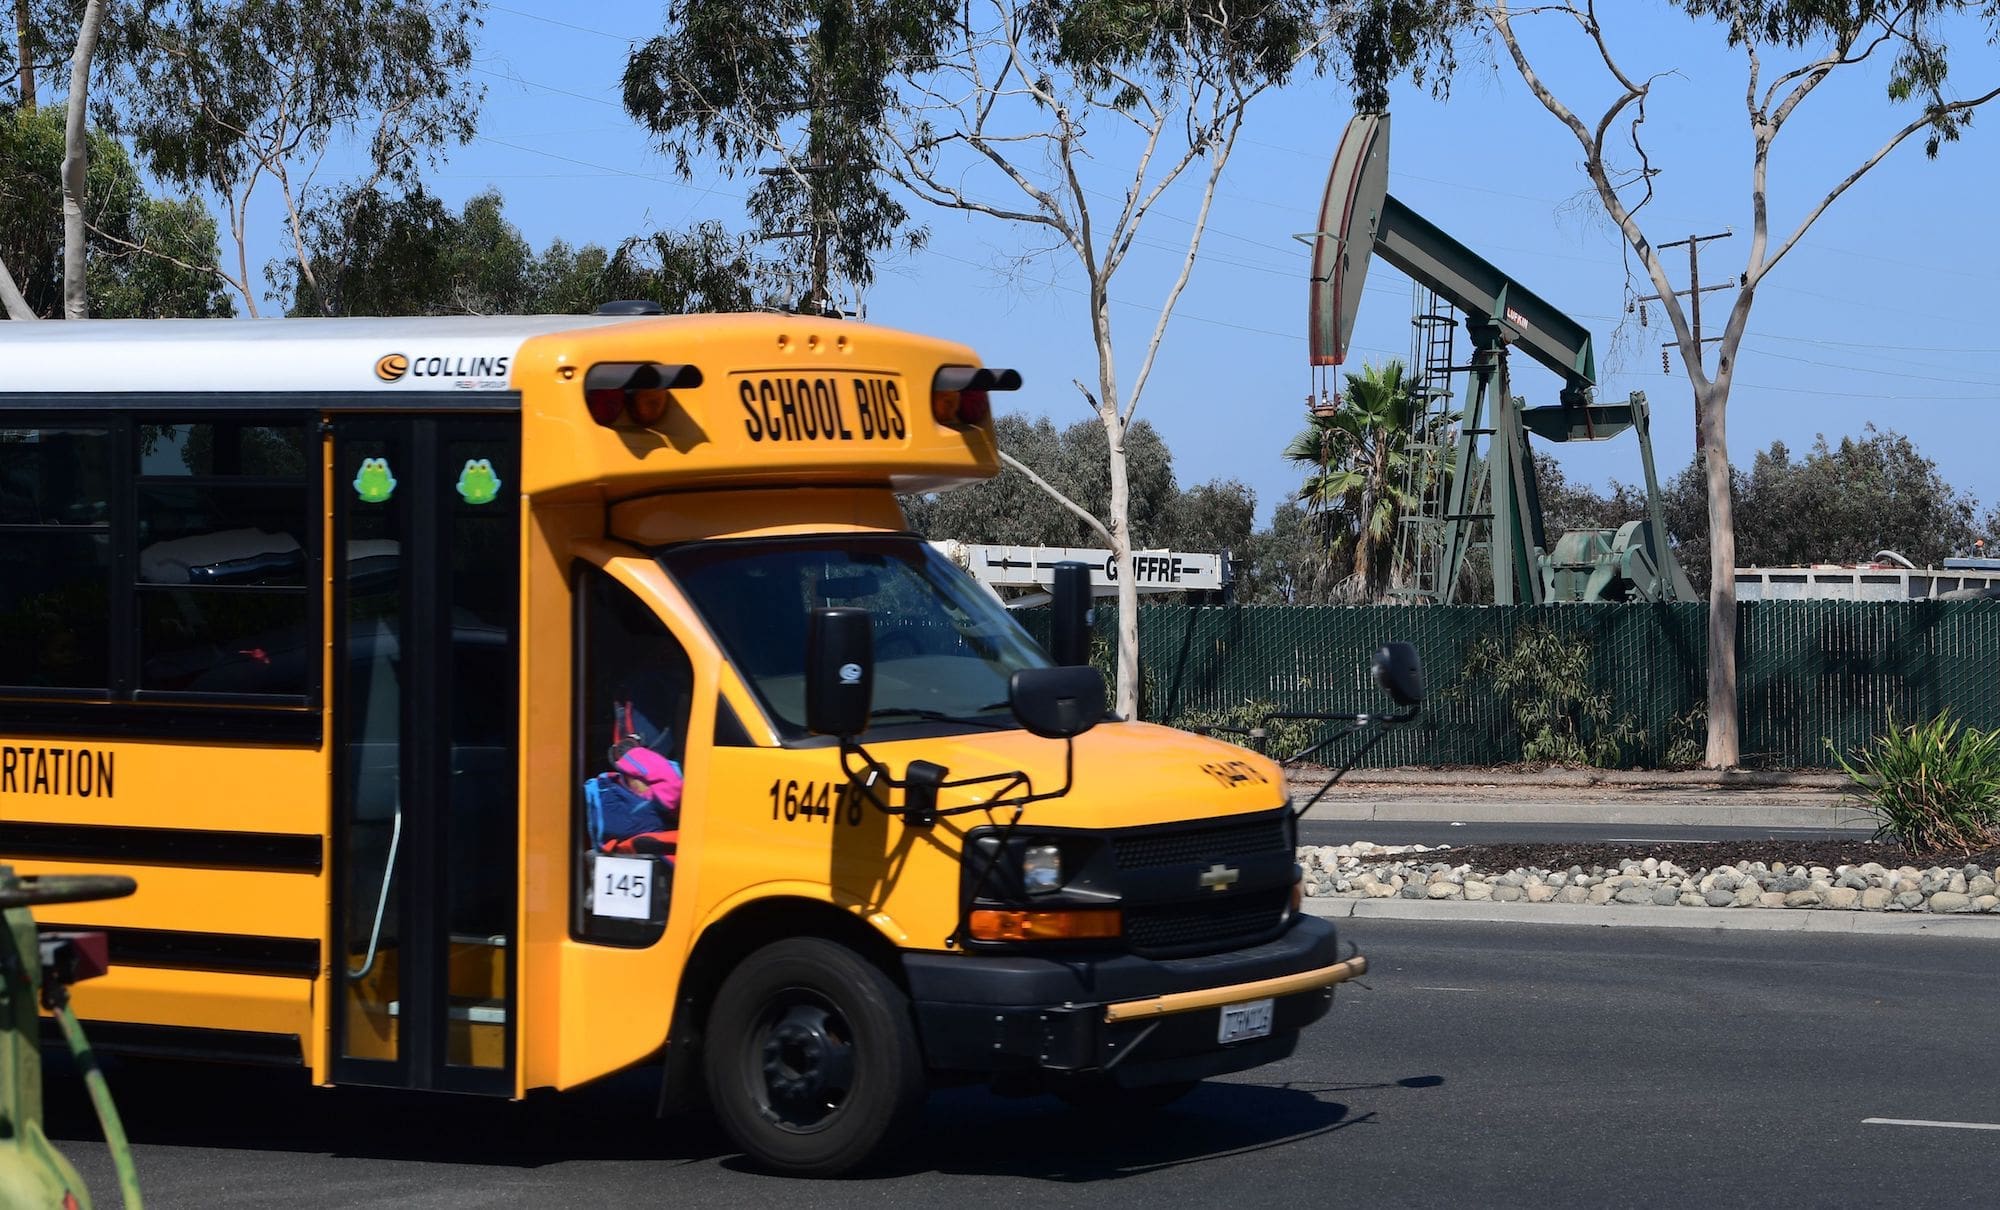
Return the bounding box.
[1123,887,1291,956]
[1110,816,1290,870]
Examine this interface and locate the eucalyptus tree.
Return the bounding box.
[1,105,230,318]
[95,0,483,316]
[1653,427,1979,589]
[1404,0,2000,765]
[621,0,953,314]
[280,185,780,318]
[903,414,1181,549]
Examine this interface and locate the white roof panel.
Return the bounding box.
[0,315,630,395]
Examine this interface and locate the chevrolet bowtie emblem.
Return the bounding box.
[1200,863,1240,892]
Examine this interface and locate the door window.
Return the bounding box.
[573,568,692,946]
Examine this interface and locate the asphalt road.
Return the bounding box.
[1297,819,1874,847]
[49,919,2000,1207]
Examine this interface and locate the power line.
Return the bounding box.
[484,3,639,42]
[1737,344,2000,389]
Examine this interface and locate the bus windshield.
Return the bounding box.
[661,535,1054,739]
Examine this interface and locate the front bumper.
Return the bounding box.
[904,916,1365,1087]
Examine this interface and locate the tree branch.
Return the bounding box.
[1491,1,1703,381]
[87,222,241,295]
[0,253,36,320]
[1759,82,2000,284]
[1123,81,1250,425]
[1000,449,1113,546]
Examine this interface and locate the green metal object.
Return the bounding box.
[0,867,142,1210]
[1308,112,1692,607]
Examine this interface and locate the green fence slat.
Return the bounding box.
[1018,598,2000,769]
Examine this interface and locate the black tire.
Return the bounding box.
[1053,1076,1200,1112]
[703,937,926,1177]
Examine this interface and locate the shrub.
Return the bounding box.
[1462,625,1642,768]
[1663,700,1707,771]
[1831,713,2000,857]
[1173,699,1321,764]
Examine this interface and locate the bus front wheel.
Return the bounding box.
[704,937,926,1176]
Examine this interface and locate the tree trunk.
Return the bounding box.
[1105,407,1140,718]
[61,0,106,320]
[0,253,36,319]
[1354,477,1376,599]
[1700,383,1741,767]
[12,0,33,107]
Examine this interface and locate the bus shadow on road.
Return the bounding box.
[857,1073,1447,1183]
[44,1057,1441,1178]
[43,1059,713,1166]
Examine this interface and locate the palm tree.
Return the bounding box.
[1284,360,1428,601]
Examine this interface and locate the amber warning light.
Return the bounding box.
[931,365,1022,427]
[584,361,704,428]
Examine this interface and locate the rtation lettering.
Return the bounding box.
[739,376,907,443]
[0,745,114,799]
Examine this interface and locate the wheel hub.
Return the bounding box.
[756,1000,855,1130]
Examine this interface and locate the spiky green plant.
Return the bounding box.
[1831,713,2000,857]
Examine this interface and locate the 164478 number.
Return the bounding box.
[769,779,865,826]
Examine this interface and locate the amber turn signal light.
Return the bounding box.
[967,908,1121,942]
[931,365,1022,426]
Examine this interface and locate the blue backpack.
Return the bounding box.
[585,774,668,850]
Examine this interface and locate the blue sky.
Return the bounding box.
[263,2,2000,542]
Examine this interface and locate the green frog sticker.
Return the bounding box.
[456,458,502,505]
[352,457,397,503]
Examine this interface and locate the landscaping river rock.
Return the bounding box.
[1298,842,2000,913]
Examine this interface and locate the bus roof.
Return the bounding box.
[1,313,1009,498]
[0,315,628,396]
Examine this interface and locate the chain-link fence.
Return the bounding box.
[1033,600,2000,769]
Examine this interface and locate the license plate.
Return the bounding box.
[1217,997,1274,1044]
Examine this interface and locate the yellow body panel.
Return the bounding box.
[65,965,313,1041]
[513,314,998,500]
[0,740,328,835]
[17,860,324,940]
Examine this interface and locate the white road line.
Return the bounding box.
[1410,986,1480,993]
[1863,1118,2000,1132]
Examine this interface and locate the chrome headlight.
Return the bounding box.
[1021,843,1063,894]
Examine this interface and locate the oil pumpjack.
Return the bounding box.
[1306,112,1693,605]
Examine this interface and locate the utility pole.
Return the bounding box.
[1636,231,1732,448]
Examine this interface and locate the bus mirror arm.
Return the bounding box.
[1256,705,1421,820]
[834,734,1081,825]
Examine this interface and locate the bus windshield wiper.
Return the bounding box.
[867,706,1013,729]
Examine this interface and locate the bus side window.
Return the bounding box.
[574,568,693,945]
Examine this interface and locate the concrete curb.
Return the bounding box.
[1296,797,1875,830]
[1302,896,2000,937]
[1297,768,1853,790]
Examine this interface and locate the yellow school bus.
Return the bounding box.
[0,308,1382,1175]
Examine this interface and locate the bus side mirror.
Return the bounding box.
[1372,641,1424,708]
[1049,561,1093,666]
[807,608,874,737]
[1009,666,1104,739]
